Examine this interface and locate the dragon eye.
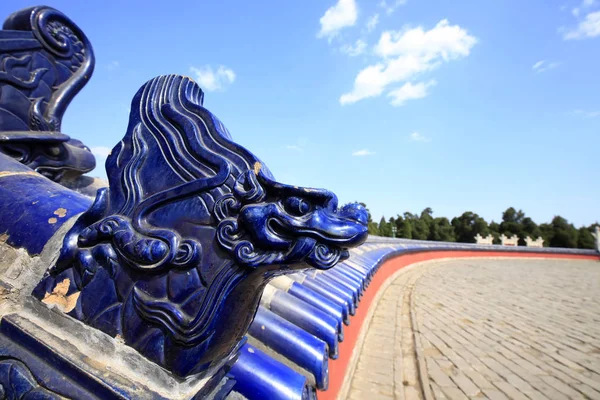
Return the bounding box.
[45,145,63,158]
[284,197,311,216]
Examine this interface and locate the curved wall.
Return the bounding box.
[320,247,599,400]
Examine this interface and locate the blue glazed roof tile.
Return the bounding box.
[227,235,597,399]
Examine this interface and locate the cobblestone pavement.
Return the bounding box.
[347,258,600,400]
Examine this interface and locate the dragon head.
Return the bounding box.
[34,75,367,377]
[0,6,96,182]
[0,133,95,181]
[216,170,368,269]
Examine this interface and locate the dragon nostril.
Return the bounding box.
[339,203,368,225]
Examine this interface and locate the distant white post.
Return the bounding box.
[593,226,600,253]
[525,236,544,248]
[474,234,494,245]
[500,234,519,246]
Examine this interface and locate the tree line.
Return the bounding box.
[361,204,598,249]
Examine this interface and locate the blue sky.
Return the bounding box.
[4,0,599,227]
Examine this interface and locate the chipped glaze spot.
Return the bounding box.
[53,208,67,218]
[42,278,80,313]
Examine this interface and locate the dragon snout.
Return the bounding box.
[339,203,368,226]
[64,139,96,173]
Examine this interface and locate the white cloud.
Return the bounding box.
[352,149,376,156]
[378,0,407,15]
[532,60,561,73]
[387,80,436,106]
[532,60,545,70]
[409,132,431,142]
[107,61,120,71]
[573,0,596,16]
[91,146,112,158]
[189,65,236,91]
[374,20,477,59]
[366,14,380,33]
[572,109,600,117]
[285,138,308,151]
[340,20,477,106]
[339,56,435,104]
[340,39,367,56]
[564,10,600,39]
[285,145,303,151]
[317,0,358,41]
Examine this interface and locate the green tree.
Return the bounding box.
[420,207,434,238]
[499,207,525,240]
[548,216,578,248]
[518,217,541,246]
[499,208,542,246]
[577,227,595,249]
[451,212,489,243]
[359,203,597,249]
[521,217,541,238]
[394,215,413,239]
[388,216,396,237]
[378,216,392,237]
[368,222,379,235]
[539,223,553,247]
[489,221,501,244]
[406,209,430,240]
[501,207,525,224]
[420,207,434,222]
[403,212,416,221]
[429,217,455,242]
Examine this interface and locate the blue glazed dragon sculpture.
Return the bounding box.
[33,75,369,378]
[0,359,62,399]
[0,6,95,181]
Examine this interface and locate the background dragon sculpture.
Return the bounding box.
[0,6,96,182]
[33,74,369,378]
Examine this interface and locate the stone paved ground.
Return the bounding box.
[347,258,600,400]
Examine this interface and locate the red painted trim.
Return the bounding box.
[319,250,599,400]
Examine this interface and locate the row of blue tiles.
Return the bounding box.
[226,237,597,399]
